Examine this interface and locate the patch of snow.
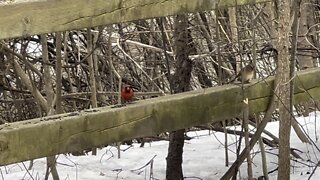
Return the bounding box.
[1,112,320,179]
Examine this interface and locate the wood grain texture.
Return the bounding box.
[0,68,319,165]
[0,0,270,39]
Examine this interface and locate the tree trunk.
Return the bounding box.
[297,1,314,69]
[276,0,291,179]
[87,28,98,155]
[166,14,193,180]
[42,34,60,180]
[166,129,185,180]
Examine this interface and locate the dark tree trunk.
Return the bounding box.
[166,14,193,180]
[166,129,185,180]
[276,0,291,179]
[195,61,212,88]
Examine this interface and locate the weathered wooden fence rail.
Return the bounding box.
[0,0,270,40]
[0,68,319,165]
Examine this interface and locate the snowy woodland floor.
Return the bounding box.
[2,112,320,180]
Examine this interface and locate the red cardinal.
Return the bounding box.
[121,85,134,103]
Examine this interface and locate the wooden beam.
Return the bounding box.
[0,68,319,165]
[0,0,270,39]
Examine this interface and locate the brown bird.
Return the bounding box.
[121,85,134,103]
[231,63,255,83]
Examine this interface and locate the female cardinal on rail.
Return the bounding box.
[236,62,255,83]
[229,62,255,83]
[121,85,134,103]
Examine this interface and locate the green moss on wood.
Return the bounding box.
[0,68,320,165]
[0,0,271,39]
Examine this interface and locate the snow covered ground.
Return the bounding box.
[1,112,320,180]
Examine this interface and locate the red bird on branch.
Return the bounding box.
[121,85,134,103]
